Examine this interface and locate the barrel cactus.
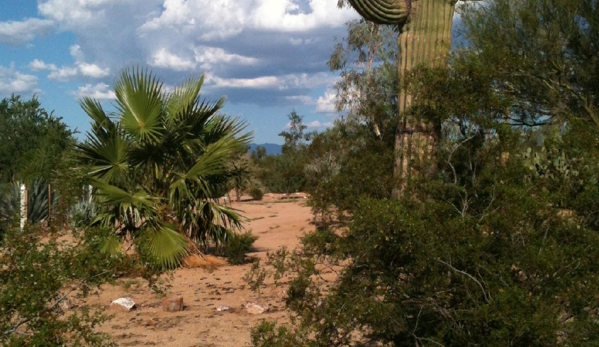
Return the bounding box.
[347,0,459,194]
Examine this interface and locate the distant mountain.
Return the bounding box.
[249,143,282,155]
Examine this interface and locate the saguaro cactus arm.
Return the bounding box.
[348,0,410,25]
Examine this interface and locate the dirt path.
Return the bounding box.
[85,194,313,347]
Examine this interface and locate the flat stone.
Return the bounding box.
[162,297,184,312]
[111,297,136,311]
[216,305,230,312]
[245,302,268,315]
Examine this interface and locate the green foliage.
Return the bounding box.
[223,230,258,265]
[304,118,395,222]
[462,0,599,129]
[0,95,75,184]
[250,0,599,343]
[328,18,398,138]
[77,67,252,268]
[228,150,257,201]
[249,187,264,201]
[252,111,311,194]
[252,124,599,345]
[251,321,303,347]
[0,224,139,346]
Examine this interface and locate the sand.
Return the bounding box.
[82,193,314,347]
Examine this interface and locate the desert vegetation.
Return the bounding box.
[1,0,599,346]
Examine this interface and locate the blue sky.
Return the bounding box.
[0,0,362,144]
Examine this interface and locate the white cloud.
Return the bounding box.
[37,45,110,81]
[305,120,333,129]
[30,59,57,72]
[283,119,333,130]
[250,0,352,32]
[79,63,110,78]
[208,72,335,90]
[150,48,197,71]
[48,67,79,81]
[316,88,338,113]
[138,0,248,40]
[70,44,85,62]
[37,0,130,28]
[74,83,116,99]
[0,66,38,95]
[209,75,280,89]
[138,0,357,40]
[194,46,258,70]
[0,18,55,45]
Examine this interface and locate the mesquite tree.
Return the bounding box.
[345,0,459,194]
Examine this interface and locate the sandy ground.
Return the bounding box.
[82,193,314,347]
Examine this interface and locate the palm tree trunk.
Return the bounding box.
[394,0,455,197]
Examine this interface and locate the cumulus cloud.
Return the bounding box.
[305,120,333,128]
[0,66,38,95]
[0,18,55,45]
[38,0,134,28]
[316,88,338,113]
[74,83,116,99]
[32,45,110,81]
[208,72,336,91]
[194,46,258,70]
[139,0,355,38]
[150,48,197,71]
[48,67,79,81]
[78,63,110,78]
[284,119,333,130]
[208,75,280,89]
[30,59,57,72]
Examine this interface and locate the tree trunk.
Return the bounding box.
[393,0,455,197]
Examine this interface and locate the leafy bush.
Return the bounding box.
[249,187,264,201]
[0,225,134,346]
[250,120,599,346]
[223,231,258,265]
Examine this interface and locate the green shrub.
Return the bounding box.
[249,187,264,200]
[224,231,258,265]
[0,225,127,346]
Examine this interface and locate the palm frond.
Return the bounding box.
[99,234,123,256]
[115,67,165,144]
[137,223,189,269]
[165,74,205,122]
[77,128,130,183]
[91,179,155,210]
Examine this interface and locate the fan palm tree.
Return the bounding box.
[77,67,252,268]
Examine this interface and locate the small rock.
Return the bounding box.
[245,302,268,315]
[59,298,74,310]
[162,297,184,312]
[216,305,230,312]
[111,297,136,311]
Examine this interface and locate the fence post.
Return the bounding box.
[20,183,27,231]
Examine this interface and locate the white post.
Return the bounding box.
[87,184,93,204]
[19,183,27,231]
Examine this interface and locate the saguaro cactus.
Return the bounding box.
[348,0,458,195]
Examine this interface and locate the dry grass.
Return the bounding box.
[181,254,228,269]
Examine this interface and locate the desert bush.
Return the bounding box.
[0,225,136,346]
[223,231,258,265]
[249,187,264,201]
